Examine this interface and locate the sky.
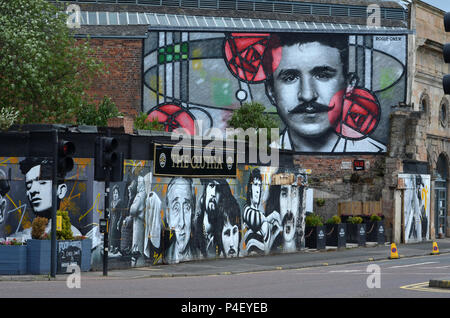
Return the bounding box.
[420,0,450,11]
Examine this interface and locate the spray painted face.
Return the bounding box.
[279,185,299,242]
[251,179,262,207]
[205,181,220,213]
[113,188,120,202]
[268,42,346,138]
[167,179,193,255]
[25,165,53,214]
[221,217,239,258]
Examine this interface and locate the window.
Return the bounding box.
[440,100,448,128]
[419,93,430,123]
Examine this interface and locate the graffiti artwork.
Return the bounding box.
[0,157,94,243]
[0,156,307,267]
[143,32,407,153]
[105,163,307,265]
[400,174,430,243]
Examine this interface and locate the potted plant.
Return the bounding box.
[366,214,385,244]
[134,112,166,136]
[27,216,52,275]
[304,214,326,250]
[27,212,92,274]
[325,215,346,248]
[0,238,27,274]
[346,216,366,246]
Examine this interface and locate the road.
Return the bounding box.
[1,254,449,299]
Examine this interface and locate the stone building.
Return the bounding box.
[2,0,443,271]
[395,0,449,240]
[63,0,442,244]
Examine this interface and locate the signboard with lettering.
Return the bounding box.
[57,241,82,274]
[353,160,365,171]
[153,143,237,178]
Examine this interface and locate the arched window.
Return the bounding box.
[440,98,449,128]
[419,93,430,123]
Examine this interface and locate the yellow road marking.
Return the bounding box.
[400,282,450,294]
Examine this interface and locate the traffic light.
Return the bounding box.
[94,136,123,182]
[57,140,75,178]
[443,12,450,94]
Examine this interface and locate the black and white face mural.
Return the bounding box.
[0,157,93,247]
[4,157,82,241]
[164,177,196,264]
[400,174,430,243]
[193,178,241,258]
[96,162,307,266]
[241,167,306,255]
[0,157,308,267]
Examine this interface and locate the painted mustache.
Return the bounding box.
[289,101,333,114]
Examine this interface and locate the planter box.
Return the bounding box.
[27,239,51,275]
[81,239,92,272]
[346,223,366,246]
[325,223,347,248]
[0,245,27,275]
[27,239,92,275]
[304,225,326,250]
[366,221,385,244]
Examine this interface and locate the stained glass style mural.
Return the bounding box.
[143,31,407,153]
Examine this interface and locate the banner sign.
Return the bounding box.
[153,143,237,178]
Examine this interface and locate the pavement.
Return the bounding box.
[2,238,450,284]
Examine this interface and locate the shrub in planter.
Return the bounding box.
[346,216,366,246]
[304,214,325,250]
[27,217,52,274]
[56,210,73,241]
[31,216,48,239]
[0,239,27,275]
[27,212,92,274]
[325,215,346,248]
[366,214,385,244]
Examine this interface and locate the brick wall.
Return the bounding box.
[81,38,142,118]
[294,154,386,221]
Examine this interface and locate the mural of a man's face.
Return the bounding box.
[279,185,299,243]
[205,181,220,213]
[167,179,193,255]
[268,41,346,139]
[251,179,262,207]
[221,217,239,258]
[25,165,66,215]
[25,165,53,214]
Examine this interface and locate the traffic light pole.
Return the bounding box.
[51,129,58,278]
